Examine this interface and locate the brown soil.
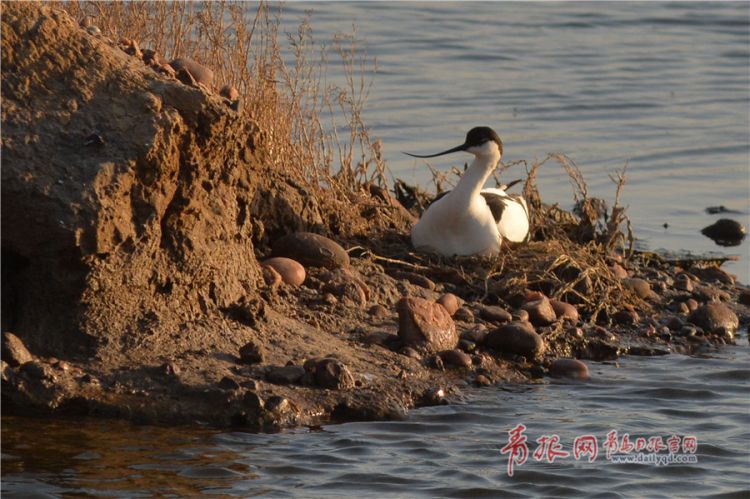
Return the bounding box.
[2,3,748,430]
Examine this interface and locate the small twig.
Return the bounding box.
[347,246,430,271]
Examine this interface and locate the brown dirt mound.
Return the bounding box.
[1,2,409,363]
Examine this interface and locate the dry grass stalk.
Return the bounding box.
[605,163,634,257]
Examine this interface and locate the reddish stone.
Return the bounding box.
[478,305,512,323]
[169,57,214,86]
[438,349,472,368]
[688,303,739,334]
[313,358,355,390]
[550,299,579,322]
[436,293,461,316]
[613,309,640,325]
[219,84,239,101]
[453,307,475,322]
[549,359,589,380]
[261,257,306,286]
[623,278,652,299]
[239,340,265,365]
[272,232,350,269]
[485,321,546,358]
[610,263,628,279]
[521,296,557,326]
[513,309,529,322]
[321,268,369,307]
[2,332,32,367]
[674,274,693,292]
[693,267,735,285]
[397,296,458,352]
[524,290,546,302]
[367,304,390,318]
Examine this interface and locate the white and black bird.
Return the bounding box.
[405,126,530,257]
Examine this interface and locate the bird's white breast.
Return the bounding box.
[411,192,502,256]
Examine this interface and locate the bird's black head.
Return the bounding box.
[404,126,503,158]
[464,126,503,155]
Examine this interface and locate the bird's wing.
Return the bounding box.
[507,193,529,222]
[430,188,528,231]
[480,190,509,224]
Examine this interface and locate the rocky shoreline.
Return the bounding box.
[2,229,748,430]
[2,4,749,431]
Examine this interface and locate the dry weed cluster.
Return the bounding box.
[59,0,388,199]
[387,154,638,321]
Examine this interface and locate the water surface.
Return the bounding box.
[3,335,748,497]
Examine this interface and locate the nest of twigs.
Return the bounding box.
[378,153,644,322]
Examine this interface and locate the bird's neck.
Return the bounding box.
[452,153,500,204]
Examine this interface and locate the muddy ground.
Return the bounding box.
[2,3,749,431]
